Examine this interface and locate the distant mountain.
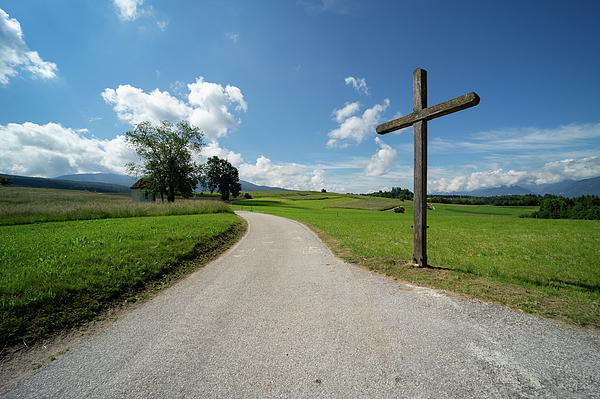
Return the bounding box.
[431,185,534,197]
[56,174,291,192]
[4,172,290,193]
[54,173,290,191]
[521,180,576,195]
[54,173,137,187]
[1,174,131,193]
[557,176,600,197]
[466,185,534,197]
[240,180,291,192]
[431,177,600,198]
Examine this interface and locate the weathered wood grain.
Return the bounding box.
[377,68,479,267]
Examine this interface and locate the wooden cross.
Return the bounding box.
[376,68,480,267]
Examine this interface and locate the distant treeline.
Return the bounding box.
[366,187,414,201]
[429,194,540,207]
[428,193,600,220]
[1,174,131,193]
[525,194,600,220]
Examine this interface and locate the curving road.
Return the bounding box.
[2,211,599,398]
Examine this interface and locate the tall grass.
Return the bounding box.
[0,187,230,225]
[1,213,243,347]
[0,187,243,348]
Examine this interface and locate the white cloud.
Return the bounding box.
[428,156,600,193]
[156,20,169,31]
[187,78,248,139]
[345,77,369,96]
[113,0,145,21]
[332,102,361,123]
[364,137,397,177]
[239,156,331,191]
[226,32,239,43]
[432,123,600,156]
[201,141,244,166]
[101,85,189,125]
[0,8,58,84]
[102,77,247,141]
[0,122,136,177]
[327,99,390,148]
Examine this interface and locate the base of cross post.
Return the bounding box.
[413,257,427,268]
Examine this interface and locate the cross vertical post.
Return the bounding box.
[376,68,480,267]
[413,68,427,267]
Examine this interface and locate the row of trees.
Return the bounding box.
[427,192,600,219]
[126,120,240,202]
[525,194,600,220]
[428,194,541,207]
[367,187,414,201]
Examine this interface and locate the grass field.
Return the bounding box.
[2,187,598,349]
[0,187,228,226]
[0,188,243,348]
[232,193,600,329]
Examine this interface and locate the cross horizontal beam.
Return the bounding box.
[376,92,480,135]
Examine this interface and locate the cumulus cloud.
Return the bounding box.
[201,141,244,166]
[0,122,136,177]
[239,156,329,191]
[428,156,600,193]
[102,77,247,141]
[101,85,188,125]
[113,0,145,21]
[332,101,361,123]
[345,77,369,96]
[327,99,390,148]
[0,8,58,84]
[364,137,397,177]
[187,78,248,139]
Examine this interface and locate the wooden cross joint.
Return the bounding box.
[377,92,480,135]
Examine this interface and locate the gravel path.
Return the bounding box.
[2,211,599,398]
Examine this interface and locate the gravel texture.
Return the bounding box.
[2,211,599,398]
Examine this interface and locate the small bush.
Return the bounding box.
[394,206,405,213]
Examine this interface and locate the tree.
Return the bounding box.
[125,120,204,202]
[0,176,12,186]
[204,156,241,201]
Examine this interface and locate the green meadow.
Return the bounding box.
[1,188,244,348]
[233,193,600,329]
[1,187,598,349]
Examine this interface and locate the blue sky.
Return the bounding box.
[1,0,599,193]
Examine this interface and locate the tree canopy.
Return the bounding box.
[204,156,241,201]
[125,120,204,202]
[0,176,12,186]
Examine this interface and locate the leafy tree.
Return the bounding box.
[204,156,241,201]
[125,120,204,202]
[0,176,12,186]
[367,187,413,200]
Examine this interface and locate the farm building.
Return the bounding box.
[130,178,156,203]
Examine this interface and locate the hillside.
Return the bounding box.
[1,173,290,193]
[55,173,289,192]
[557,176,600,197]
[1,174,131,193]
[54,173,137,187]
[431,176,600,198]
